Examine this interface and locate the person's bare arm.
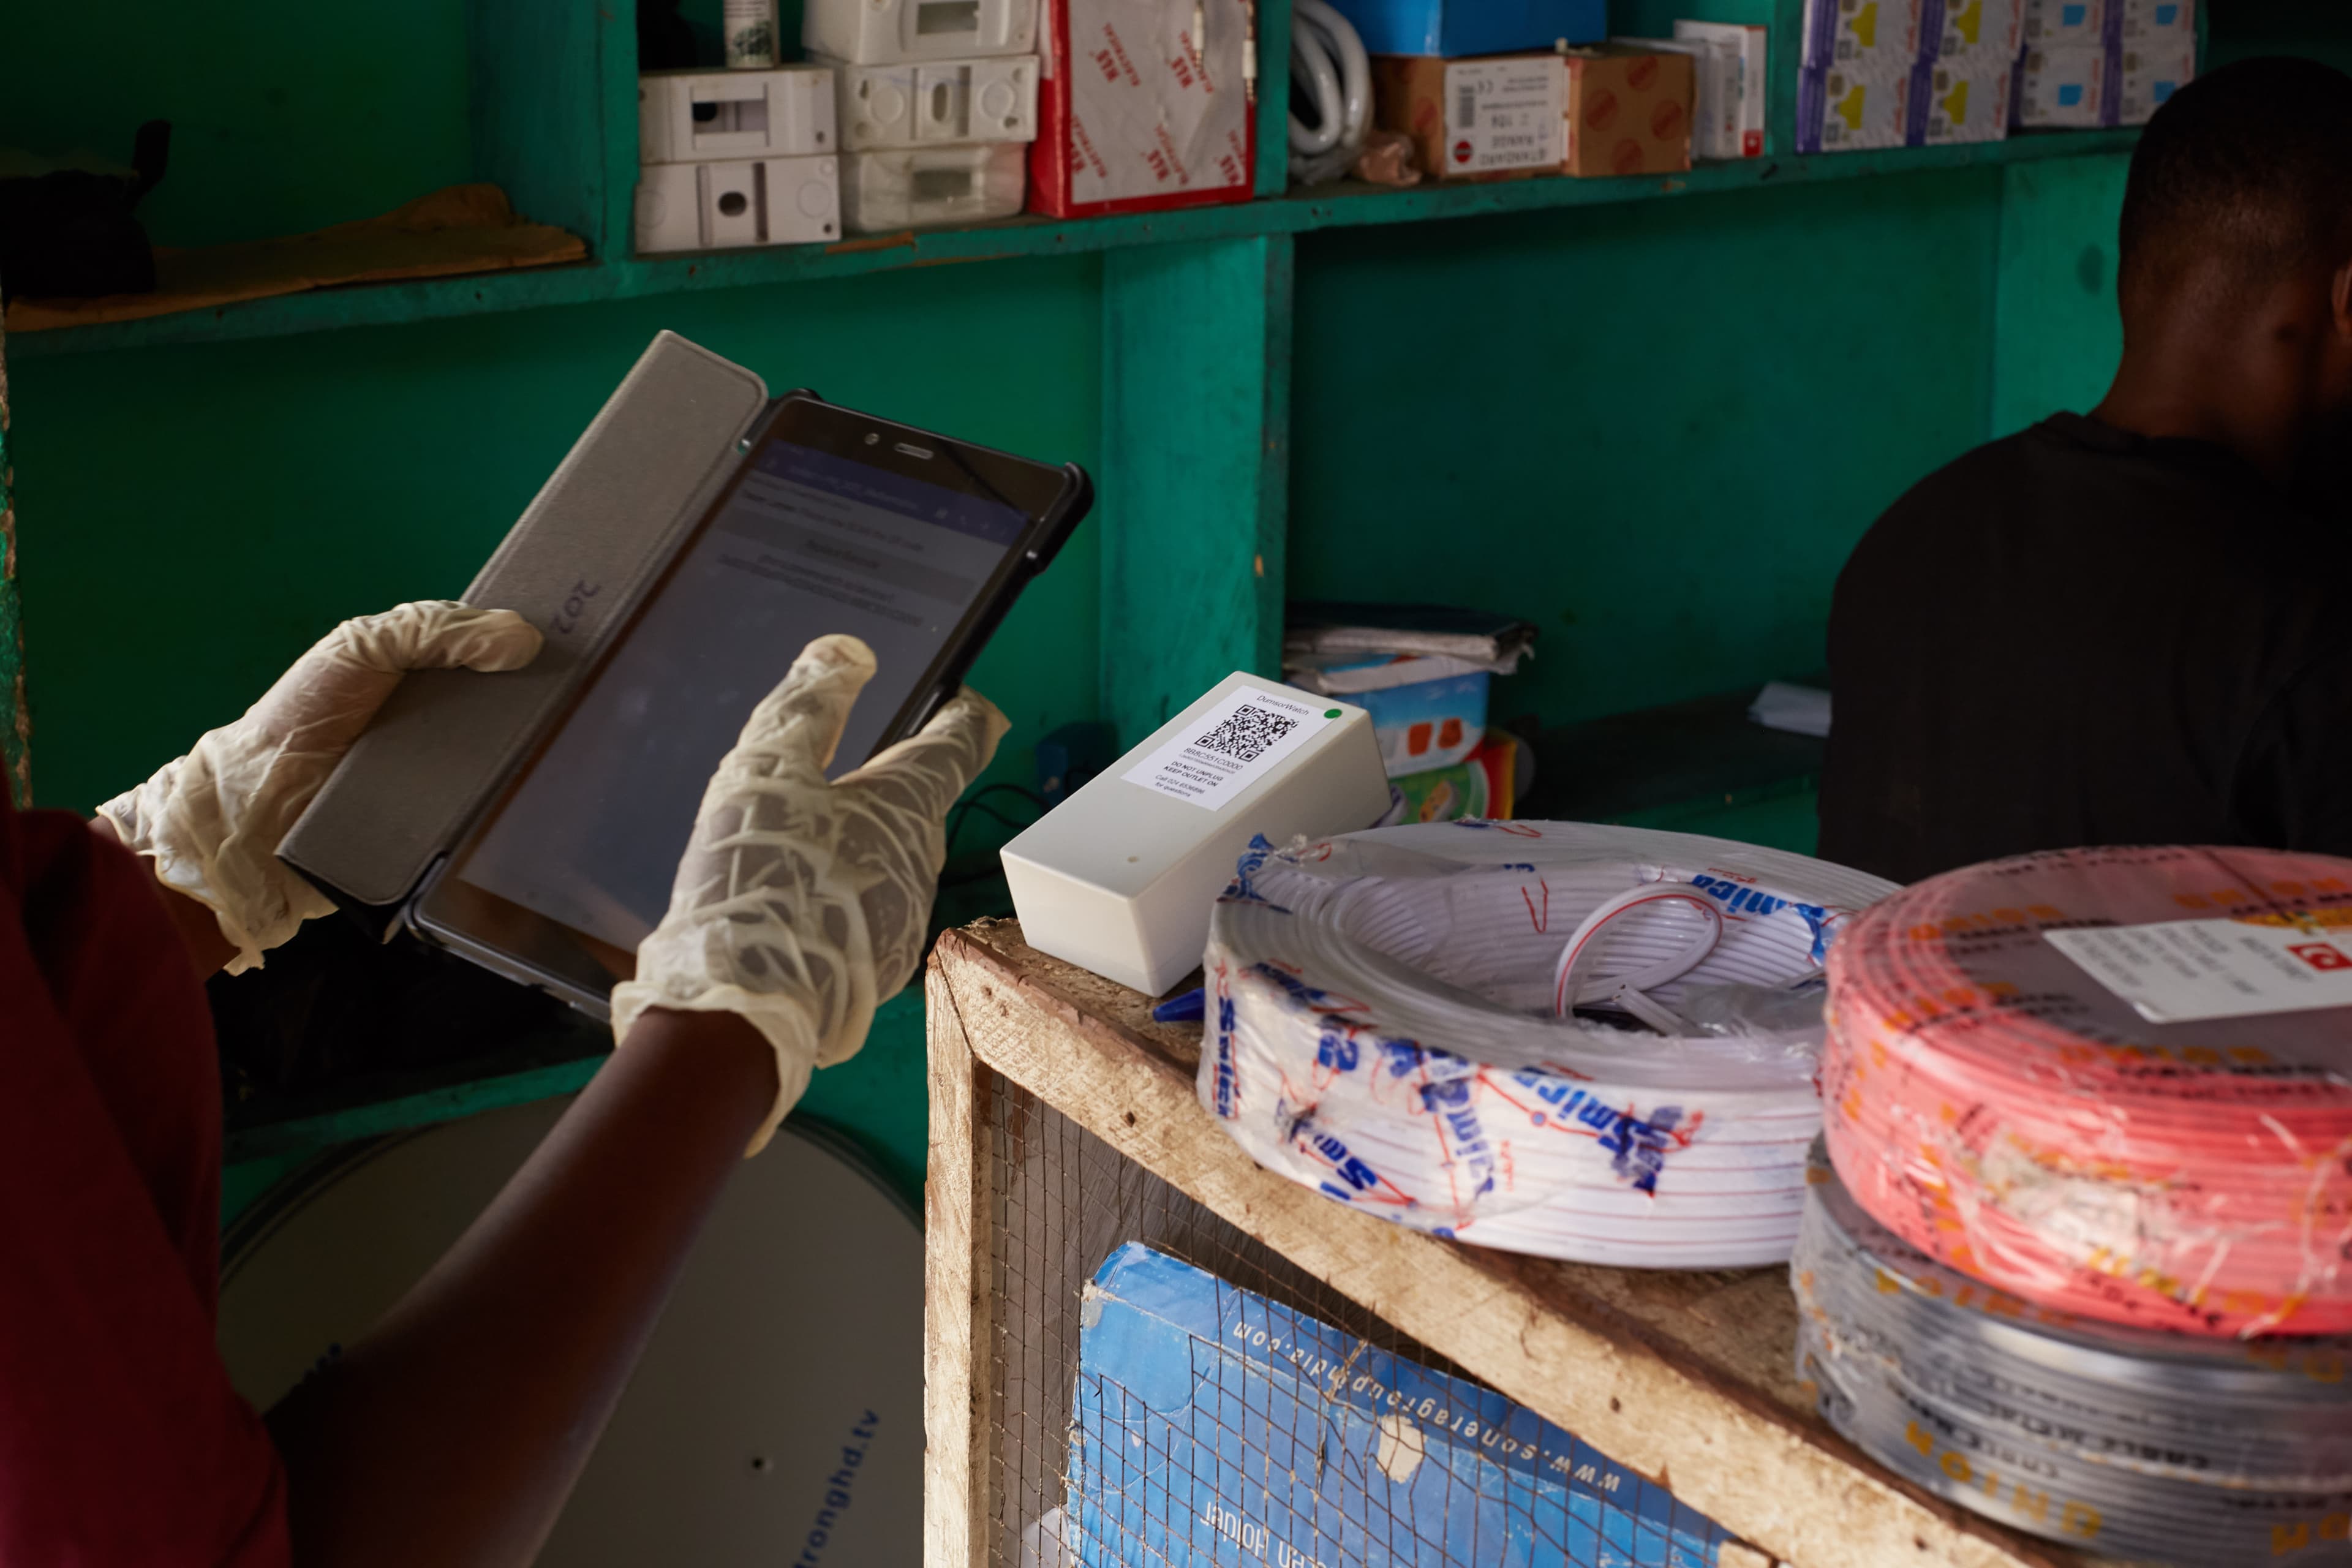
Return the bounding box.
[264,1006,775,1568]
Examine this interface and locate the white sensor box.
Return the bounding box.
[840,144,1025,232]
[804,0,1038,65]
[634,157,840,252]
[1001,674,1391,996]
[820,53,1039,150]
[639,67,838,164]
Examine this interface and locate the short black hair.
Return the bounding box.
[2119,56,2352,309]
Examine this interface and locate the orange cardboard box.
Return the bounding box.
[1373,53,1565,183]
[1562,48,1695,176]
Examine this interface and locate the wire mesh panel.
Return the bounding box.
[983,1074,1747,1568]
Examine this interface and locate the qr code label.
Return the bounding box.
[1193,704,1299,766]
[1121,687,1336,811]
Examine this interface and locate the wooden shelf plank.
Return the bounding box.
[13,129,2138,360]
[927,918,2127,1568]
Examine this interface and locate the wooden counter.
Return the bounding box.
[924,918,2122,1568]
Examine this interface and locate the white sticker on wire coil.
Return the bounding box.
[1199,821,1896,1267]
[2044,914,2352,1023]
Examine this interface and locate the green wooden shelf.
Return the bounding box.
[11,127,2138,361]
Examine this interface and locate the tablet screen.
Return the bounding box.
[453,436,1028,952]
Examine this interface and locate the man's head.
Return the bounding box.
[2108,57,2352,479]
[2120,56,2352,317]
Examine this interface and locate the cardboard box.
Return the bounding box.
[1562,48,1695,177]
[1675,19,1769,157]
[1068,1243,1744,1568]
[1327,0,1604,59]
[1616,36,1738,161]
[2021,0,2108,48]
[1028,0,1253,217]
[2013,42,2108,126]
[1910,51,2011,143]
[2116,0,2194,43]
[1933,0,2024,58]
[2116,36,2195,123]
[1796,64,1907,152]
[1801,0,1928,72]
[1374,53,1565,182]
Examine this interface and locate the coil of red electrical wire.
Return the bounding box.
[1823,845,2352,1339]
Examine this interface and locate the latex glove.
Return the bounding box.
[611,634,1008,1154]
[97,600,541,974]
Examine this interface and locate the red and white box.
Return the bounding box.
[1028,0,1254,219]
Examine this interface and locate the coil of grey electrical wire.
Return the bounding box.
[1792,1144,2352,1566]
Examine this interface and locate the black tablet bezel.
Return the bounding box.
[408,391,1089,1014]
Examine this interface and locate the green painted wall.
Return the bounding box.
[1292,170,2002,734]
[9,262,1103,816]
[1,1,475,248]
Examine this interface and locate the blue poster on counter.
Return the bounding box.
[1067,1243,1741,1568]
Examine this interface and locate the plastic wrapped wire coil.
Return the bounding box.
[1823,845,2352,1338]
[1793,1145,2352,1566]
[1197,820,1896,1268]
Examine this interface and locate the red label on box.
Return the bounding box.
[1029,0,1254,218]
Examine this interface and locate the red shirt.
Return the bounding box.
[0,791,290,1564]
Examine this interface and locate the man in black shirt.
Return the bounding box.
[1820,56,2352,885]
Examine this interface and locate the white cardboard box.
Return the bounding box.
[1001,674,1390,995]
[2021,0,2108,48]
[821,53,1039,149]
[1801,0,1928,72]
[2117,37,2196,123]
[1912,51,2013,143]
[1675,19,1768,157]
[2117,0,2195,43]
[1798,64,1911,152]
[1933,0,2024,59]
[2014,42,2108,126]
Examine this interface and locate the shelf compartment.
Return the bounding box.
[14,127,2138,359]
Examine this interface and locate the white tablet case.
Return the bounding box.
[279,332,772,914]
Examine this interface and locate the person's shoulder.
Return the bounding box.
[1843,428,2042,570]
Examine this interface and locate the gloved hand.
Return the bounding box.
[97,600,541,974]
[611,634,1008,1154]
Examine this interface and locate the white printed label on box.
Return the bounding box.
[2045,918,2352,1023]
[1443,59,1565,173]
[1123,687,1336,810]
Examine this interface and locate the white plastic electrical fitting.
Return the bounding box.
[1199,820,1896,1267]
[1287,0,1370,186]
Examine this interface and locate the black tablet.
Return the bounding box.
[409,391,1087,1012]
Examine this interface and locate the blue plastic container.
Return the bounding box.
[1324,0,1605,58]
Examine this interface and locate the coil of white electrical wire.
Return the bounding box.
[1197,820,1897,1267]
[1793,1144,2352,1566]
[1288,0,1370,186]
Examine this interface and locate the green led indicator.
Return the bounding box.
[1324,709,1341,719]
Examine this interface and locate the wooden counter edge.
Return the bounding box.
[923,957,993,1568]
[929,923,2100,1568]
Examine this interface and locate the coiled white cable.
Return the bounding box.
[1197,821,1896,1267]
[1288,0,1371,186]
